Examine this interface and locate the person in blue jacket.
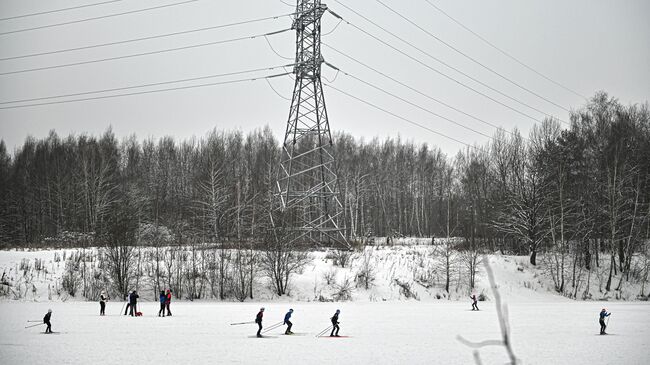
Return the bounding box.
[284,309,294,335]
[599,308,611,335]
[158,290,166,317]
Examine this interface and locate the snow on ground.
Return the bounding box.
[0,300,648,365]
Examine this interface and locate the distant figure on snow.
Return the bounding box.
[128,290,139,317]
[255,307,265,337]
[284,309,294,335]
[165,289,172,316]
[330,309,340,337]
[99,291,108,316]
[599,309,611,335]
[158,290,166,317]
[470,294,479,311]
[123,292,131,315]
[43,309,52,334]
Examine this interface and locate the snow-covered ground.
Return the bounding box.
[1,300,648,364]
[1,245,646,303]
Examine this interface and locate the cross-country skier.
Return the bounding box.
[284,309,294,335]
[128,290,139,317]
[158,290,166,317]
[165,289,172,316]
[599,308,611,335]
[255,307,265,337]
[470,294,479,311]
[99,291,108,316]
[43,309,52,334]
[330,309,340,337]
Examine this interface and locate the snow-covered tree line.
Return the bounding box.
[0,92,649,297]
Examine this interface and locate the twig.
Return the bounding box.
[457,256,519,364]
[484,256,518,364]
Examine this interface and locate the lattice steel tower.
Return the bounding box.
[275,0,349,248]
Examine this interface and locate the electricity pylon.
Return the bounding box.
[274,0,349,248]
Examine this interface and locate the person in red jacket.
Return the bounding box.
[255,307,265,337]
[165,289,172,316]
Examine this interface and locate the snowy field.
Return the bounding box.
[1,300,649,365]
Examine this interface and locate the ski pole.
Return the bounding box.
[26,320,42,322]
[120,302,126,315]
[261,321,284,334]
[315,325,333,337]
[230,321,255,326]
[24,323,45,329]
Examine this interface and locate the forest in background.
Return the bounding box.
[1,92,649,296]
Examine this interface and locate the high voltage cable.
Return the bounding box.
[323,43,518,138]
[330,1,569,125]
[0,0,201,37]
[0,1,123,22]
[324,62,494,140]
[0,71,292,110]
[328,11,544,126]
[0,28,291,76]
[324,83,476,150]
[0,63,296,105]
[0,13,296,62]
[376,0,570,112]
[422,0,587,100]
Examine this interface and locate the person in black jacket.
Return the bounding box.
[255,307,265,337]
[330,309,340,337]
[43,309,52,333]
[470,294,479,311]
[128,290,139,317]
[99,291,108,316]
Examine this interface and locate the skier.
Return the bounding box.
[158,290,166,317]
[284,309,294,335]
[99,291,108,316]
[330,309,340,337]
[165,289,172,316]
[43,309,52,334]
[470,294,479,311]
[255,307,265,337]
[128,290,139,317]
[599,308,611,335]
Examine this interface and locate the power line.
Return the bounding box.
[327,10,551,126]
[0,72,292,110]
[0,28,291,76]
[0,0,201,37]
[323,43,518,138]
[0,13,296,62]
[325,62,494,140]
[0,63,296,105]
[324,83,476,150]
[423,0,587,100]
[0,0,123,22]
[330,1,569,125]
[377,0,570,112]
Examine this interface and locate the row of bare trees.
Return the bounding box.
[0,92,649,297]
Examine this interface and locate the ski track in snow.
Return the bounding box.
[1,301,649,364]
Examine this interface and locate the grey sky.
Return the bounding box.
[0,0,648,155]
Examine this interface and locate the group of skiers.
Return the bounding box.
[254,308,342,338]
[35,294,613,337]
[95,289,173,317]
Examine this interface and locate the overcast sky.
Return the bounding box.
[0,0,648,155]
